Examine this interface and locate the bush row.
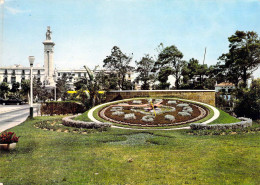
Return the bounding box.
[190,117,252,130]
[62,115,111,129]
[41,101,86,115]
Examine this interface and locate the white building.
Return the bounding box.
[0,26,134,89]
[0,65,45,85]
[215,82,235,100]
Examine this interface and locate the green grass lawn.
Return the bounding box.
[0,117,259,184]
[209,109,241,124]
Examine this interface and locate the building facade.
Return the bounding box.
[0,26,134,89]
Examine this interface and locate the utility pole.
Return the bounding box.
[203,47,207,65]
[0,0,4,67]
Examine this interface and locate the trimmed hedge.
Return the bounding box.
[41,101,86,115]
[190,117,252,130]
[62,115,111,129]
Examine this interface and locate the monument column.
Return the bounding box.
[42,26,55,86]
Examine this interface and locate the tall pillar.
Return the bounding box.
[42,26,55,86]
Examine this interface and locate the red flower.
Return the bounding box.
[0,131,19,144]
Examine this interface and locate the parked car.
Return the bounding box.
[0,98,5,105]
[3,98,23,105]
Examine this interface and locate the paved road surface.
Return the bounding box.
[0,104,40,132]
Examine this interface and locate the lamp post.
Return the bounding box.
[53,73,57,101]
[29,56,35,118]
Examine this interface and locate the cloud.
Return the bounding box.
[5,6,29,14]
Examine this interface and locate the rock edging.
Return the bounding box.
[62,115,111,129]
[190,117,252,130]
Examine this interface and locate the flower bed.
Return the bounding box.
[0,131,19,150]
[98,99,209,127]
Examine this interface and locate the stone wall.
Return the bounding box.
[190,117,252,130]
[106,90,215,106]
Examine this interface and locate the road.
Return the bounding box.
[0,104,40,132]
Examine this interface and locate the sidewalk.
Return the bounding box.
[0,105,27,114]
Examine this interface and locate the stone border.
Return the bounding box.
[190,117,252,130]
[88,98,220,130]
[62,115,111,129]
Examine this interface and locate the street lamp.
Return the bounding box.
[29,56,35,118]
[53,73,57,101]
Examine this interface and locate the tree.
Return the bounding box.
[0,82,10,99]
[74,65,104,108]
[103,46,134,90]
[155,45,186,89]
[218,31,260,87]
[156,66,172,89]
[20,80,30,102]
[56,74,69,101]
[10,82,20,96]
[234,79,260,119]
[181,58,200,88]
[135,54,155,90]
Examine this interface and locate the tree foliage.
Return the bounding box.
[135,54,155,90]
[56,74,70,101]
[234,79,260,119]
[155,45,185,89]
[0,82,10,99]
[103,46,134,90]
[218,31,260,87]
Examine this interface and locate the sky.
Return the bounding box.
[0,0,260,77]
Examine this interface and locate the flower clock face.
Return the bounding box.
[99,99,209,127]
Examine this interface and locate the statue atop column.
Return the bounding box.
[46,26,52,40]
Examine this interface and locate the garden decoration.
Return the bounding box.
[0,131,20,151]
[99,98,209,127]
[111,99,163,117]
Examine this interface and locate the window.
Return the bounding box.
[58,73,60,76]
[22,70,25,75]
[3,77,7,82]
[84,73,86,77]
[21,77,25,82]
[4,69,7,75]
[38,70,41,75]
[11,76,16,84]
[78,73,81,77]
[12,70,15,75]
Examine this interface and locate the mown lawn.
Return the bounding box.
[209,109,241,124]
[0,116,259,184]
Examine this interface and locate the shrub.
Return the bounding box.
[124,113,136,120]
[165,115,175,121]
[168,100,177,105]
[177,103,189,107]
[190,117,252,130]
[234,79,260,120]
[112,111,124,116]
[132,100,142,104]
[142,115,155,122]
[178,112,191,116]
[110,107,123,112]
[41,101,86,115]
[62,115,111,129]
